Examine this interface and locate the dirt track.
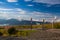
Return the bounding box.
[28,29,60,40]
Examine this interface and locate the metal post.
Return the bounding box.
[42,19,45,30]
[31,18,32,30]
[52,20,54,29]
[52,16,57,29]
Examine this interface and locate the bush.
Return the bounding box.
[0,32,3,36]
[8,27,17,35]
[54,24,60,29]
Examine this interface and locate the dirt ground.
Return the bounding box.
[28,29,60,40]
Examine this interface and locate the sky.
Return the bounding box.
[0,0,60,21]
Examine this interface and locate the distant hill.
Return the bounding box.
[0,19,50,26]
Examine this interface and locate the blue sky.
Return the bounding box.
[0,0,60,21]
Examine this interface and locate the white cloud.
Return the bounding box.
[7,0,17,2]
[0,12,11,19]
[0,8,26,15]
[0,8,59,22]
[32,19,40,21]
[29,11,56,21]
[33,0,60,4]
[0,8,13,10]
[56,19,60,22]
[16,8,23,11]
[0,8,27,20]
[24,0,32,2]
[18,11,26,14]
[27,4,34,6]
[15,8,26,14]
[43,4,53,7]
[32,11,53,18]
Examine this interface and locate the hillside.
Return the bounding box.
[0,19,50,26]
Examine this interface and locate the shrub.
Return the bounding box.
[54,24,60,29]
[0,32,3,36]
[8,27,17,35]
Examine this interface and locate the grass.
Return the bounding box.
[0,28,36,37]
[16,30,36,37]
[0,23,60,37]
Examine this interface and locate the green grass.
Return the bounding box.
[17,30,36,37]
[0,28,36,37]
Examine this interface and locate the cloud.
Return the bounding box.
[0,8,26,14]
[24,0,32,2]
[0,8,27,20]
[56,19,60,22]
[0,12,11,19]
[43,4,53,7]
[29,11,57,21]
[0,8,13,10]
[15,8,26,14]
[33,0,60,4]
[0,8,59,22]
[7,0,18,2]
[27,4,34,6]
[31,11,53,18]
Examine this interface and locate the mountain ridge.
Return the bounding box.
[0,19,50,26]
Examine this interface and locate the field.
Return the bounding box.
[0,23,60,40]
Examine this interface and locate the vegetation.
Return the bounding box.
[0,32,3,36]
[0,26,36,37]
[54,23,60,29]
[7,27,17,35]
[0,22,60,37]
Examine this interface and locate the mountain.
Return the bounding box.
[0,19,7,24]
[0,19,50,26]
[7,19,21,25]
